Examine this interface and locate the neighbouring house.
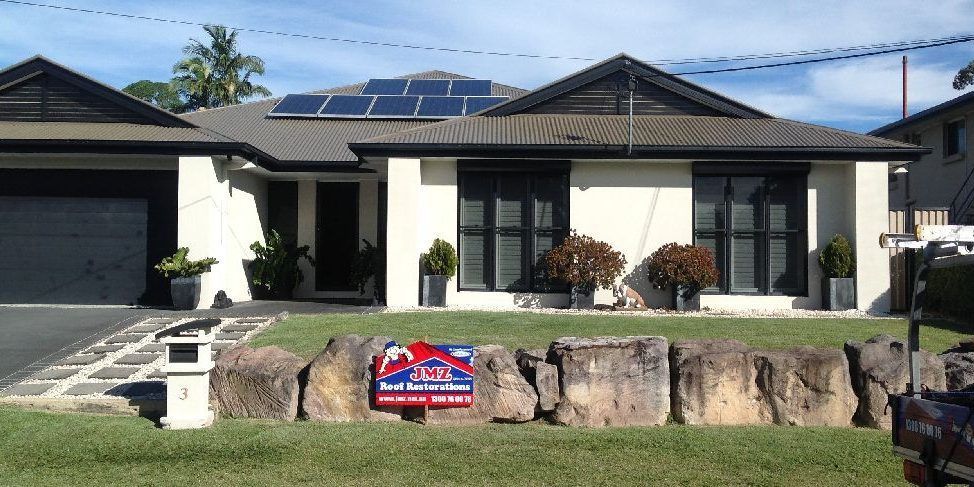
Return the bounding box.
[869,91,974,224]
[0,53,928,311]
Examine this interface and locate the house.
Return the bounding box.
[869,91,974,224]
[0,53,927,311]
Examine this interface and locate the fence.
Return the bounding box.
[888,207,950,311]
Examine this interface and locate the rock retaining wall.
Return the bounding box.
[209,333,957,429]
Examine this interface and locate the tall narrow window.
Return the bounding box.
[459,171,568,292]
[945,119,966,157]
[693,174,806,295]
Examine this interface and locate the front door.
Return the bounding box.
[315,182,359,291]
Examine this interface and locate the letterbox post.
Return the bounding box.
[154,318,221,430]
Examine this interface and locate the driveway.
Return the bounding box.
[0,301,376,391]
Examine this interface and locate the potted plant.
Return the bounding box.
[544,231,627,309]
[646,243,719,311]
[421,239,458,307]
[248,230,315,300]
[154,247,218,310]
[819,234,856,311]
[350,239,385,305]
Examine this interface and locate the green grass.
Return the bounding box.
[0,406,903,486]
[251,310,969,359]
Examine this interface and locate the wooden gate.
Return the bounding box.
[889,208,950,311]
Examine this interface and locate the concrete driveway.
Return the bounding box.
[0,301,375,391]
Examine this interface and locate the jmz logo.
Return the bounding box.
[409,366,453,381]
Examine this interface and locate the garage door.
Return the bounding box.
[0,196,148,304]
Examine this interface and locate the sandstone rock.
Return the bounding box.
[753,346,856,427]
[845,334,946,429]
[549,336,669,427]
[411,345,538,425]
[941,352,974,391]
[670,339,762,425]
[208,345,307,421]
[302,335,401,422]
[670,340,856,427]
[514,348,559,413]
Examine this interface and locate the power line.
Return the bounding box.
[2,0,974,70]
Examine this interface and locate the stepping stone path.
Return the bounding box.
[0,315,280,399]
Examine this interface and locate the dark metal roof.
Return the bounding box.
[182,70,528,164]
[0,121,230,143]
[868,90,974,136]
[350,114,929,161]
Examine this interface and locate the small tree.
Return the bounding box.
[422,239,458,277]
[154,247,218,278]
[544,231,627,295]
[646,243,719,293]
[819,234,856,278]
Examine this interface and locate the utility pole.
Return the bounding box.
[902,55,908,119]
[627,75,635,156]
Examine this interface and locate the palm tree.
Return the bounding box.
[172,25,271,110]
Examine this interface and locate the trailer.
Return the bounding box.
[881,225,974,486]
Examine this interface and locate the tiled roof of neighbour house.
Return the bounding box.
[349,114,930,160]
[181,70,528,167]
[868,90,974,137]
[350,54,930,162]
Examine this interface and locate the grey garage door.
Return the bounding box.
[0,196,148,304]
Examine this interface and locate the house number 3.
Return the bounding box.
[179,387,188,400]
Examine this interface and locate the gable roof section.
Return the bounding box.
[181,70,528,165]
[869,90,974,137]
[481,53,770,118]
[0,55,194,127]
[349,114,928,160]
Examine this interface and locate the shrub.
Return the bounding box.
[646,243,719,292]
[819,234,856,278]
[422,239,459,277]
[154,247,218,279]
[926,265,974,325]
[248,230,314,299]
[350,239,385,298]
[544,231,627,294]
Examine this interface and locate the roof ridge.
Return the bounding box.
[355,116,474,144]
[869,89,974,136]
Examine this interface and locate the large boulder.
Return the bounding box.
[302,335,402,422]
[845,334,946,429]
[548,336,670,427]
[670,339,763,425]
[514,348,560,413]
[941,352,974,391]
[410,345,538,425]
[209,345,307,421]
[753,346,857,427]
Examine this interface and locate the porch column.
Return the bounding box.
[849,161,891,312]
[177,155,226,308]
[385,157,421,306]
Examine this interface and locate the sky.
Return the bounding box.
[1,0,974,132]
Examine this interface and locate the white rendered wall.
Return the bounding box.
[850,161,892,312]
[177,156,267,308]
[385,158,422,306]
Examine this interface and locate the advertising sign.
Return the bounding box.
[373,341,474,407]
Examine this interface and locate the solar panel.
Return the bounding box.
[450,79,492,96]
[416,96,465,117]
[405,79,450,96]
[368,95,420,117]
[361,78,408,95]
[320,95,375,117]
[268,94,329,117]
[464,96,509,114]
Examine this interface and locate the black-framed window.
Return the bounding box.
[945,119,966,157]
[458,171,569,292]
[693,174,807,296]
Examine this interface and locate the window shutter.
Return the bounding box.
[460,231,489,289]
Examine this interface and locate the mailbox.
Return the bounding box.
[154,318,220,430]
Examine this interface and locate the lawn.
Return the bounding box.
[0,406,903,486]
[250,310,969,359]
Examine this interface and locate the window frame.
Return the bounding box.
[944,118,966,159]
[457,162,570,293]
[692,171,808,297]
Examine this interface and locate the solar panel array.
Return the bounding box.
[267,78,508,119]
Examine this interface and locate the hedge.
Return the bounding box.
[926,265,974,324]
